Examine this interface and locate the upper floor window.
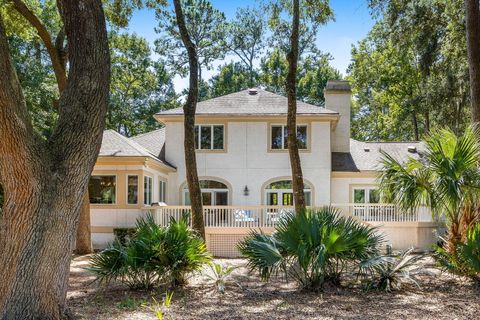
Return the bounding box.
[194,125,224,150]
[271,125,308,150]
[89,175,116,204]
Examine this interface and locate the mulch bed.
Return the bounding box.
[68,255,480,319]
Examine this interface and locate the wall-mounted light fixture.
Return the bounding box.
[243,185,249,196]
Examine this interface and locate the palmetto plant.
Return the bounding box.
[378,126,480,250]
[89,214,211,289]
[205,262,238,294]
[359,248,425,292]
[238,207,383,291]
[435,223,480,283]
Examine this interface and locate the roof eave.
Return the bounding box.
[96,155,176,172]
[155,113,340,124]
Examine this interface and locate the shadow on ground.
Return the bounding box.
[67,256,480,320]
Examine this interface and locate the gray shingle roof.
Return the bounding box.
[131,128,165,159]
[99,130,174,169]
[156,89,338,117]
[332,139,425,172]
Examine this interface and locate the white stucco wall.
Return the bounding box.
[90,208,145,228]
[330,175,378,204]
[164,120,332,206]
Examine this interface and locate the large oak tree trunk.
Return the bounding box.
[11,0,93,257]
[0,0,110,318]
[173,0,205,239]
[465,0,480,122]
[75,192,93,254]
[286,0,306,213]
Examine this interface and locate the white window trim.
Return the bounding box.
[183,188,229,205]
[126,175,139,205]
[159,179,167,203]
[352,186,379,204]
[144,175,153,206]
[90,174,117,205]
[195,124,225,150]
[270,124,308,150]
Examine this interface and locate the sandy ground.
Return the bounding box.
[67,255,480,319]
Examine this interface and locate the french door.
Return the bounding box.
[266,191,294,206]
[201,190,228,205]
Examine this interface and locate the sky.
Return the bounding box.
[126,0,376,93]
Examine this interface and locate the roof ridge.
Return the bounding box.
[131,127,165,140]
[155,88,338,116]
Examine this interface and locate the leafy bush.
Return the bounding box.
[359,248,425,292]
[113,228,137,246]
[238,207,383,291]
[434,223,480,283]
[89,213,211,289]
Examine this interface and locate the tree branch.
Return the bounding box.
[11,0,67,92]
[0,14,37,181]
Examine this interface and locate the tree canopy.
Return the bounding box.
[155,0,226,82]
[108,32,178,136]
[349,0,470,141]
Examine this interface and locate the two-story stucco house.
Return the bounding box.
[90,80,436,255]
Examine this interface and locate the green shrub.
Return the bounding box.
[113,228,137,246]
[89,213,211,289]
[359,248,425,292]
[238,207,383,291]
[434,223,480,283]
[205,262,238,294]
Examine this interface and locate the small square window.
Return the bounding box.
[89,176,116,204]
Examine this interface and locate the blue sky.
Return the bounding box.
[126,0,375,92]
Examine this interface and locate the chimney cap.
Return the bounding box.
[248,88,258,95]
[324,80,351,92]
[407,146,417,153]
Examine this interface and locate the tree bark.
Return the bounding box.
[12,0,93,256]
[465,0,480,122]
[173,0,205,239]
[0,0,110,318]
[285,0,306,213]
[75,192,93,254]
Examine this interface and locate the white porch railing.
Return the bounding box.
[144,205,295,228]
[331,203,432,222]
[143,204,432,228]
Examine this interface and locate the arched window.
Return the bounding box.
[264,180,312,206]
[183,180,229,205]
